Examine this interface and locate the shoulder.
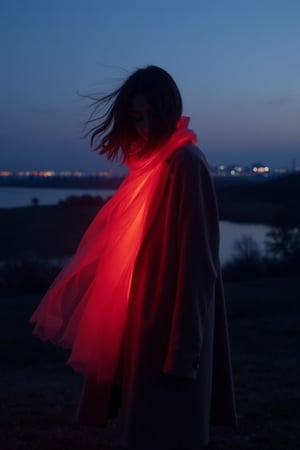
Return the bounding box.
[167,143,210,175]
[166,143,219,217]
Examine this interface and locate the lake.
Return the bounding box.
[0,186,271,263]
[0,186,116,208]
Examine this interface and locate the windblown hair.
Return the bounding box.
[85,66,183,161]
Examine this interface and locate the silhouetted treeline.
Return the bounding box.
[216,172,300,226]
[215,171,300,203]
[223,224,300,281]
[57,194,107,208]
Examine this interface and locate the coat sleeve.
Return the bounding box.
[163,148,220,379]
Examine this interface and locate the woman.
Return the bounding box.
[30,66,237,449]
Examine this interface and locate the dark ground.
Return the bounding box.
[0,276,299,449]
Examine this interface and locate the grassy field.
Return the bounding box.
[0,276,299,450]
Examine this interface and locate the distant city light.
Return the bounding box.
[98,170,112,177]
[8,170,115,178]
[252,164,270,174]
[39,171,55,177]
[0,161,297,179]
[0,171,13,176]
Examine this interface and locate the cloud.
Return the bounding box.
[265,96,296,107]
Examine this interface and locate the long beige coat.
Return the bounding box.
[78,144,237,448]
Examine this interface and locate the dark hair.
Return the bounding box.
[85,66,183,161]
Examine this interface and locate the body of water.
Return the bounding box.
[219,221,269,263]
[0,186,116,208]
[0,187,271,263]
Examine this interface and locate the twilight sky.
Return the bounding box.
[1,0,299,173]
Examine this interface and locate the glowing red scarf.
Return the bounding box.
[30,117,197,382]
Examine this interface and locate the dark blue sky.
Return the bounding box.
[1,0,299,172]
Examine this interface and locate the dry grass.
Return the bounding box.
[0,276,299,449]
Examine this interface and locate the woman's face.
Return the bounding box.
[131,94,152,142]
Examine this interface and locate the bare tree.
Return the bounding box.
[265,226,300,262]
[31,197,40,207]
[232,235,261,264]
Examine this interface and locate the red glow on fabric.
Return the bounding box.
[29,117,197,382]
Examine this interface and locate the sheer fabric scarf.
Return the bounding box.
[30,117,197,382]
